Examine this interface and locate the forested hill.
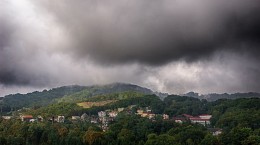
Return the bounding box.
[0,85,87,111]
[0,83,158,112]
[184,92,260,101]
[57,83,165,103]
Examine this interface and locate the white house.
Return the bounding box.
[57,116,65,123]
[72,116,81,120]
[108,111,118,118]
[2,116,12,120]
[199,114,212,120]
[163,114,169,120]
[98,111,106,118]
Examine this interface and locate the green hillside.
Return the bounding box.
[0,85,86,112]
[57,83,154,103]
[24,91,154,117]
[0,83,154,113]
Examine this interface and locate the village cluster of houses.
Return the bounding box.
[136,107,169,120]
[134,107,213,127]
[2,115,44,122]
[1,105,222,135]
[1,107,212,127]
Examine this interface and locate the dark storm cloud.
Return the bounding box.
[0,14,21,85]
[1,0,260,95]
[0,2,53,86]
[34,0,260,65]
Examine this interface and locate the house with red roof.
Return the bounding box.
[183,114,194,119]
[189,114,212,126]
[189,117,211,126]
[20,115,33,122]
[174,114,212,126]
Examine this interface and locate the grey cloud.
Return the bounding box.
[144,52,260,94]
[0,2,53,86]
[0,0,260,95]
[34,0,260,65]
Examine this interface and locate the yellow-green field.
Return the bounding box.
[77,100,117,108]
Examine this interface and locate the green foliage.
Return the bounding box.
[145,133,177,145]
[163,95,209,116]
[26,102,85,118]
[200,134,220,145]
[0,119,94,145]
[85,91,145,102]
[210,98,260,129]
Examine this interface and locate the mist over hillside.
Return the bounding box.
[183,91,260,101]
[0,83,167,111]
[1,83,259,112]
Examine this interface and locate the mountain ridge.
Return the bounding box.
[183,91,260,101]
[1,83,259,113]
[0,83,163,112]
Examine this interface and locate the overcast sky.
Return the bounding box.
[0,0,260,96]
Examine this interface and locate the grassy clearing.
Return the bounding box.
[77,100,117,108]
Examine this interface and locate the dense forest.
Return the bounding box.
[0,84,260,145]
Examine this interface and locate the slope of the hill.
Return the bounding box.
[0,83,159,112]
[0,85,86,112]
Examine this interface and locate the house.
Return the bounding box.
[148,113,156,119]
[91,117,98,124]
[57,116,65,123]
[72,116,81,120]
[199,114,212,119]
[81,113,89,121]
[173,117,186,123]
[189,117,211,126]
[98,111,107,118]
[208,128,222,136]
[189,114,212,126]
[183,114,194,119]
[29,119,37,122]
[118,108,124,112]
[139,112,156,119]
[145,107,152,113]
[213,129,222,136]
[21,115,33,122]
[2,116,12,120]
[137,109,144,115]
[174,114,212,126]
[108,111,118,118]
[49,116,56,123]
[136,108,156,120]
[37,115,44,122]
[163,114,169,120]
